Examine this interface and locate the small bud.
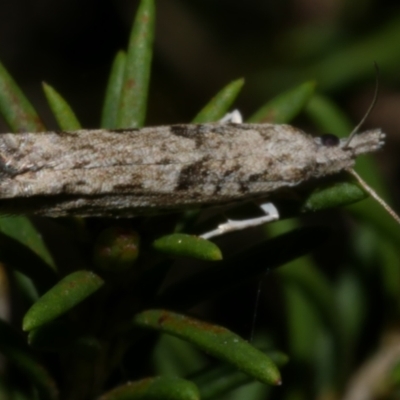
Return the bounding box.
[93,227,140,272]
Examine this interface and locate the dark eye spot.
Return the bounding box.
[320,133,340,147]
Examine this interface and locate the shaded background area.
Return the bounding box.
[1,1,400,399]
[1,0,399,127]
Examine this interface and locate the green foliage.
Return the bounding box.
[133,310,281,385]
[152,234,222,262]
[42,82,82,130]
[192,78,245,123]
[0,1,399,399]
[23,271,104,332]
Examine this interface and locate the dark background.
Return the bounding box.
[1,0,400,131]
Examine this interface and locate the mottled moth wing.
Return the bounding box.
[0,123,383,216]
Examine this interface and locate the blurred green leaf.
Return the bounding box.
[278,263,339,339]
[42,82,82,130]
[334,270,367,383]
[13,270,40,304]
[269,175,369,220]
[192,78,245,123]
[305,94,352,137]
[278,259,346,390]
[154,334,207,378]
[306,15,400,92]
[23,271,104,331]
[99,376,200,400]
[193,350,288,400]
[0,319,58,400]
[377,235,400,303]
[251,14,400,96]
[0,216,55,270]
[0,232,56,294]
[301,180,367,212]
[153,234,222,261]
[117,0,155,128]
[389,360,400,391]
[133,310,281,386]
[0,61,45,132]
[248,80,316,123]
[101,51,126,128]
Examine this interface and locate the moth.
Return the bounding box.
[0,111,395,239]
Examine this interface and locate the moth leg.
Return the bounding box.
[200,202,279,240]
[218,109,243,124]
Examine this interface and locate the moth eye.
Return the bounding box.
[320,133,340,147]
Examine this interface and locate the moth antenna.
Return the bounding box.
[344,63,380,149]
[348,168,400,225]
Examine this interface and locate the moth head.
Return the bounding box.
[318,129,384,154]
[312,128,385,176]
[313,128,400,225]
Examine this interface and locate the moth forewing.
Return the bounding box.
[0,123,393,229]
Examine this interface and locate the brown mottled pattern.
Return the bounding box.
[0,124,384,216]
